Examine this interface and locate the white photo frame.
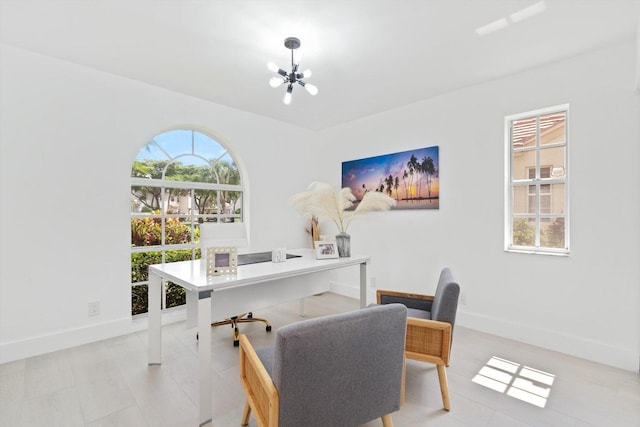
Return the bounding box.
[206,246,238,276]
[315,241,339,259]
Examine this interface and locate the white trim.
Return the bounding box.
[329,281,360,299]
[457,309,638,372]
[0,309,187,364]
[504,104,570,254]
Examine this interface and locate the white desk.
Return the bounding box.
[148,249,369,426]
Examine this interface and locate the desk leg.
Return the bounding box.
[360,262,368,308]
[148,272,162,365]
[198,290,213,426]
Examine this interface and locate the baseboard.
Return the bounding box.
[326,282,638,372]
[329,281,360,299]
[0,309,186,365]
[457,308,639,372]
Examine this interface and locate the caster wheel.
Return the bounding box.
[266,325,272,332]
[196,332,199,341]
[247,313,254,319]
[233,340,240,347]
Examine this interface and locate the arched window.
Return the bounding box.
[130,129,244,315]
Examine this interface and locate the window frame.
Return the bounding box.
[504,105,570,256]
[130,129,245,316]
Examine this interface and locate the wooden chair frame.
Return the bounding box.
[377,289,453,411]
[239,334,279,427]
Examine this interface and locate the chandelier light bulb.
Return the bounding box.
[283,91,292,105]
[301,69,312,79]
[267,62,279,73]
[304,83,318,96]
[269,77,284,88]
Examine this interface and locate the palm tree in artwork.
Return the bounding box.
[421,156,436,202]
[385,174,394,197]
[402,169,409,201]
[407,154,418,201]
[394,176,400,201]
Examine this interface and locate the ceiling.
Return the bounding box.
[1,0,639,131]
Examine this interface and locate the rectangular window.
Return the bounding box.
[505,105,569,255]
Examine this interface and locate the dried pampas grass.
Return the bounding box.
[290,182,396,234]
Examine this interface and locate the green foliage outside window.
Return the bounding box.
[513,218,565,249]
[513,219,534,246]
[130,215,201,315]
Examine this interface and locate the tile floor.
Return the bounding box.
[1,292,638,427]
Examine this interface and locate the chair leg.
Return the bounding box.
[212,313,272,346]
[436,364,451,411]
[241,400,251,426]
[381,414,394,427]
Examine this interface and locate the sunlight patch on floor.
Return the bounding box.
[472,356,555,408]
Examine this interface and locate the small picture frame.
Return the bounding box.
[206,246,238,276]
[315,241,339,259]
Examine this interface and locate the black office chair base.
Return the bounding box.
[212,312,272,346]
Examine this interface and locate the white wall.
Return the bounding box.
[319,40,640,371]
[1,39,639,372]
[0,44,321,362]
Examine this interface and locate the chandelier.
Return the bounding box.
[267,37,318,105]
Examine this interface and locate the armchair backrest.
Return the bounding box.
[272,304,407,427]
[431,267,460,327]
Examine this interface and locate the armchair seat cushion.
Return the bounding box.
[407,308,431,320]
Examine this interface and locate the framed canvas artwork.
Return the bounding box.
[342,146,439,210]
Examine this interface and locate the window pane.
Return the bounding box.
[539,146,565,174]
[512,219,535,246]
[513,150,535,180]
[540,112,565,145]
[131,185,162,212]
[549,183,565,215]
[132,284,149,315]
[513,186,531,214]
[512,117,536,149]
[540,218,565,248]
[164,217,193,245]
[162,187,191,214]
[131,251,162,282]
[195,190,219,218]
[154,130,194,156]
[194,131,227,160]
[131,218,162,247]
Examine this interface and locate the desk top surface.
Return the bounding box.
[149,249,369,292]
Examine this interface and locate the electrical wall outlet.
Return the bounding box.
[88,301,100,317]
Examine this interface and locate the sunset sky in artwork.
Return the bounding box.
[342,146,439,202]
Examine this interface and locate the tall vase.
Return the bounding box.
[335,232,351,258]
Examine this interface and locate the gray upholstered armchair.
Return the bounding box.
[377,267,460,411]
[239,304,408,427]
